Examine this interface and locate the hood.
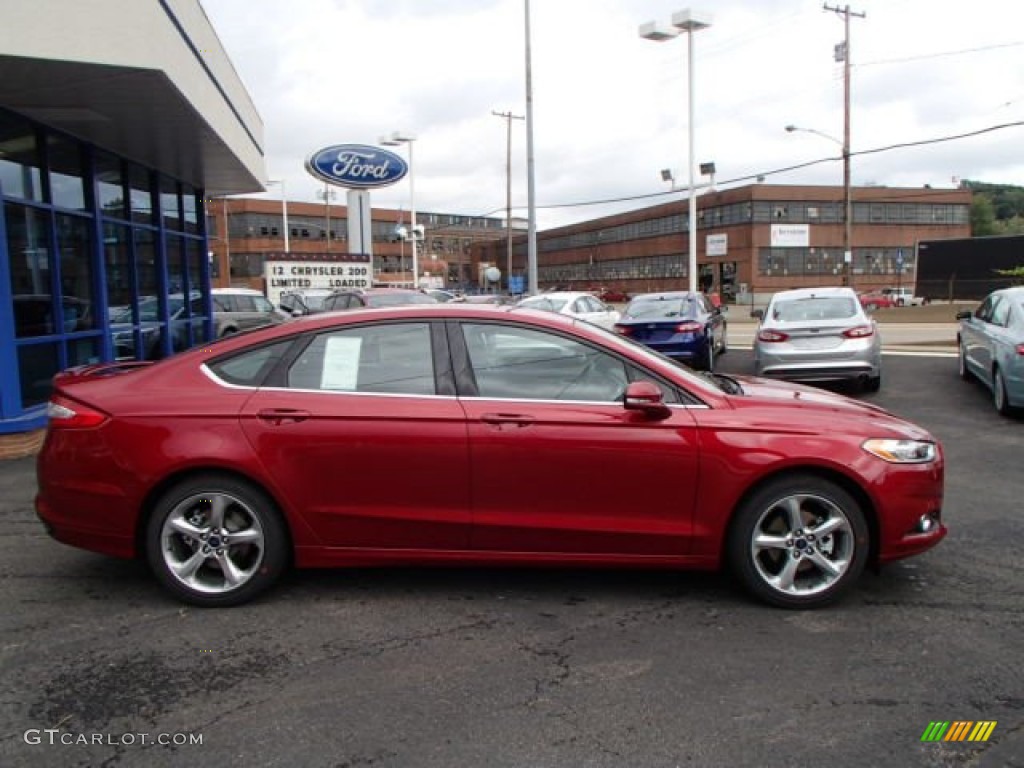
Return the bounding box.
[729,375,932,440]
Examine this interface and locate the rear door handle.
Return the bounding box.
[257,408,311,425]
[481,412,535,428]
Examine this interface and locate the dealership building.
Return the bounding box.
[0,0,264,455]
[472,183,972,303]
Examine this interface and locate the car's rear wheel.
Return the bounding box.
[728,474,869,609]
[864,374,881,393]
[146,474,289,607]
[993,367,1012,415]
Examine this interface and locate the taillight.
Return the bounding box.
[614,325,632,336]
[757,329,789,342]
[46,396,108,429]
[1016,344,1024,356]
[674,322,703,334]
[842,325,875,339]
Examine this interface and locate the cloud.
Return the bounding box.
[202,0,1024,229]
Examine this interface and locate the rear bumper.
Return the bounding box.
[36,492,137,559]
[757,362,878,383]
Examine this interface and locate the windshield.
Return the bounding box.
[303,295,329,311]
[365,293,438,307]
[624,297,697,320]
[771,297,857,322]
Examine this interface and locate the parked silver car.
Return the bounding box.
[956,286,1024,415]
[752,286,882,391]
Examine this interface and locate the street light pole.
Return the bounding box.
[785,123,851,284]
[640,9,712,293]
[267,179,289,253]
[381,132,418,288]
[493,110,524,293]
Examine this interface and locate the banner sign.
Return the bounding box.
[263,253,372,306]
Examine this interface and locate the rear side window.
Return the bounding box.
[208,340,293,386]
[287,322,435,395]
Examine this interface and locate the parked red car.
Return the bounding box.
[858,291,897,311]
[593,287,631,303]
[36,304,945,609]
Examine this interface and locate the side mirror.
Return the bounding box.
[955,311,972,321]
[623,381,671,420]
[750,309,764,320]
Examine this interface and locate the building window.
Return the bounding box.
[46,134,86,211]
[0,110,43,202]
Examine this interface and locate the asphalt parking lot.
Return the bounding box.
[1,346,1022,768]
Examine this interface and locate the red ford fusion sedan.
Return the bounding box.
[36,304,946,609]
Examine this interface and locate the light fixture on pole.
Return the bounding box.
[266,179,290,253]
[380,131,419,288]
[316,184,337,251]
[785,123,851,285]
[640,8,712,293]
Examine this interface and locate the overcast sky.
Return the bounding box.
[201,0,1024,229]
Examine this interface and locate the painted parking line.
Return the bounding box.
[882,349,957,358]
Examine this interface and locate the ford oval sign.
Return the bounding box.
[305,144,408,189]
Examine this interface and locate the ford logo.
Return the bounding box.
[305,144,408,189]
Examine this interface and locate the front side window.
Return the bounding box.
[990,297,1010,327]
[462,323,627,402]
[288,322,435,395]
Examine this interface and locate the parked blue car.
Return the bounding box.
[957,286,1024,415]
[613,291,727,370]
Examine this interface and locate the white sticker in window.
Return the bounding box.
[321,336,362,390]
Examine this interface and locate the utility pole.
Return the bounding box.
[824,3,865,287]
[493,110,524,293]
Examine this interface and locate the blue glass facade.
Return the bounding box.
[0,107,212,434]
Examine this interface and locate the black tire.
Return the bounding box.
[864,302,878,312]
[993,367,1013,416]
[701,336,715,371]
[727,474,870,609]
[864,374,881,393]
[958,340,972,382]
[145,474,289,607]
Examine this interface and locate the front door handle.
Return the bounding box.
[480,412,535,429]
[257,408,311,425]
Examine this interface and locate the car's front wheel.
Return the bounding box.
[728,474,869,609]
[993,367,1013,416]
[145,474,289,607]
[958,340,972,381]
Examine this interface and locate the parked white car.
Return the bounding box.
[881,287,928,307]
[516,291,621,330]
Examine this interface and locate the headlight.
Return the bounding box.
[862,438,936,463]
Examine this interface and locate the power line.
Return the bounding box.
[858,40,1024,68]
[514,118,1024,214]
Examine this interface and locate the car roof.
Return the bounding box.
[282,288,333,296]
[770,286,857,302]
[211,287,264,296]
[521,291,591,301]
[628,291,703,301]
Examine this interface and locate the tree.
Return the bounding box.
[971,195,997,236]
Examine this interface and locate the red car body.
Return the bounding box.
[35,305,945,608]
[858,291,896,310]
